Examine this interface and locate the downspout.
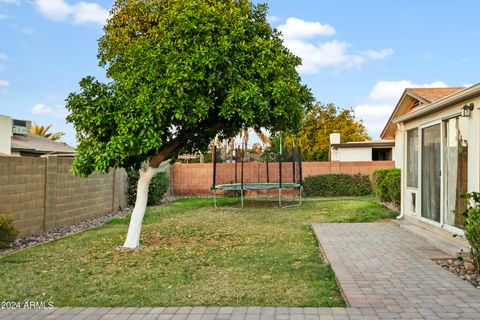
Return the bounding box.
[396,122,405,220]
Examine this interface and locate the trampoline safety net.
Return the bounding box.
[211,144,303,208]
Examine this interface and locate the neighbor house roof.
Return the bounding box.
[331,140,395,149]
[380,87,464,139]
[11,133,75,155]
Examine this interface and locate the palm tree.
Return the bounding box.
[30,122,65,141]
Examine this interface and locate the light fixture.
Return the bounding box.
[461,103,474,118]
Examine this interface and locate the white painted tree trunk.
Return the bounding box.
[123,165,157,249]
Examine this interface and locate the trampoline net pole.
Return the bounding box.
[212,145,217,189]
[235,148,238,183]
[292,148,295,184]
[241,146,244,191]
[279,149,282,189]
[298,146,303,186]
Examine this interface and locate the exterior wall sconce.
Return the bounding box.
[461,103,474,118]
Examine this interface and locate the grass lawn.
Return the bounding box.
[0,197,395,307]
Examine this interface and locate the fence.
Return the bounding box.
[0,156,127,236]
[170,160,395,196]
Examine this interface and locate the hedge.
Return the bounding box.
[127,170,170,206]
[373,168,401,205]
[460,192,480,272]
[0,213,19,249]
[303,174,372,197]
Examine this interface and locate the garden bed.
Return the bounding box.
[434,258,480,288]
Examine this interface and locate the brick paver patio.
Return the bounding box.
[2,221,479,319]
[312,222,480,319]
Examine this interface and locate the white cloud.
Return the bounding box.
[34,0,109,25]
[367,80,447,103]
[354,80,448,138]
[0,14,8,20]
[362,48,394,59]
[277,17,393,74]
[279,17,335,39]
[0,79,10,93]
[284,39,365,74]
[0,53,8,60]
[32,103,68,118]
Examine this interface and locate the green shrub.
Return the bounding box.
[0,213,19,249]
[127,170,170,206]
[373,168,401,205]
[303,174,371,197]
[460,192,480,273]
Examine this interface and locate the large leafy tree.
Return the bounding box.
[66,0,313,248]
[277,102,370,161]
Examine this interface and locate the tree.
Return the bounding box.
[279,102,370,161]
[65,0,313,248]
[30,122,65,141]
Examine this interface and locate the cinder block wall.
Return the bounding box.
[171,161,395,196]
[0,156,127,236]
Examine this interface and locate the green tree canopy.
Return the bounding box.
[274,102,370,161]
[66,0,313,176]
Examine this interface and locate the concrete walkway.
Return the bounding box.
[2,221,479,319]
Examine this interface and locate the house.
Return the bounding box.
[329,133,395,162]
[382,85,479,239]
[0,115,75,157]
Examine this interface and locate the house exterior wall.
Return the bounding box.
[334,147,372,161]
[0,115,12,156]
[398,96,480,233]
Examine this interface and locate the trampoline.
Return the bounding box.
[211,140,303,208]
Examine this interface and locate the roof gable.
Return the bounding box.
[380,87,464,139]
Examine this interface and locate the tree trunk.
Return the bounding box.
[123,165,157,249]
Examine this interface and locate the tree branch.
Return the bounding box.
[149,133,189,168]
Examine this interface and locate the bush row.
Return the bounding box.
[127,170,170,206]
[460,192,480,273]
[0,213,18,249]
[303,173,372,197]
[372,168,401,206]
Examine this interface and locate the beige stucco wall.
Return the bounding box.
[0,115,12,156]
[334,147,372,161]
[397,96,480,226]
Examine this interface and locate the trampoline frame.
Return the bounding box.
[211,143,303,209]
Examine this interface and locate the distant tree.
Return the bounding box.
[66,0,313,248]
[251,143,263,154]
[30,122,65,141]
[275,102,370,161]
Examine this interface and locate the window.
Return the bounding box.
[372,148,392,161]
[406,129,418,188]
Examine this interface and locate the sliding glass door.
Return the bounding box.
[421,124,441,223]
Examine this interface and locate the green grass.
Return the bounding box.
[0,196,395,307]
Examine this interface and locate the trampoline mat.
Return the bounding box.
[212,182,301,191]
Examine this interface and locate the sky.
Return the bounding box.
[0,0,479,147]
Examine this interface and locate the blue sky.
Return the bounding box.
[0,0,479,147]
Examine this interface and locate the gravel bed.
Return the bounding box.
[434,258,480,288]
[0,195,178,256]
[0,209,130,256]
